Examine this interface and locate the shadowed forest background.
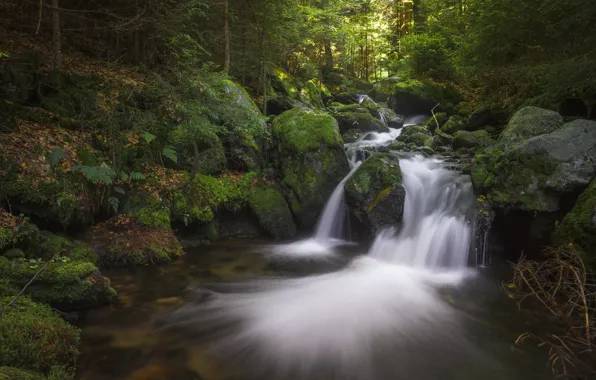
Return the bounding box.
[1,0,596,379]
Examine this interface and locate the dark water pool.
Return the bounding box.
[76,239,553,380]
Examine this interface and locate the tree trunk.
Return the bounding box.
[223,0,231,74]
[324,39,333,71]
[52,0,61,71]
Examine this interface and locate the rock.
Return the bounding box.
[266,95,300,116]
[452,130,494,150]
[388,141,408,152]
[388,79,461,116]
[379,108,404,129]
[471,119,596,212]
[271,68,300,99]
[345,153,406,238]
[415,146,436,156]
[422,112,448,133]
[430,130,454,150]
[248,186,297,239]
[396,125,432,147]
[83,217,184,267]
[553,179,596,261]
[440,115,466,135]
[0,297,79,375]
[0,256,116,309]
[369,77,400,102]
[301,79,331,108]
[463,106,498,131]
[272,108,349,227]
[217,80,267,133]
[335,112,389,134]
[499,107,564,143]
[342,129,364,144]
[223,131,261,171]
[168,123,226,175]
[348,78,374,93]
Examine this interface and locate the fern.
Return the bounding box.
[114,186,125,195]
[73,164,116,185]
[129,172,146,181]
[163,145,178,163]
[141,132,157,144]
[120,172,129,182]
[50,147,66,168]
[108,196,120,214]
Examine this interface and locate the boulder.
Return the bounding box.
[396,125,432,147]
[342,129,364,143]
[379,108,404,129]
[272,108,349,227]
[248,186,296,239]
[452,130,494,150]
[471,119,596,212]
[345,154,405,238]
[463,106,499,131]
[430,129,454,150]
[271,68,300,99]
[388,79,461,116]
[499,107,564,143]
[369,77,401,102]
[222,131,261,171]
[440,115,466,135]
[553,179,596,262]
[301,79,331,108]
[335,111,389,134]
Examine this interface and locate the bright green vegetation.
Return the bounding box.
[0,297,79,377]
[248,186,296,239]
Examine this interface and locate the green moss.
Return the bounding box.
[2,248,25,259]
[345,154,402,203]
[272,68,300,99]
[0,297,79,374]
[137,207,171,228]
[0,367,44,380]
[248,186,296,239]
[554,180,596,262]
[301,79,329,108]
[0,227,14,251]
[272,108,342,153]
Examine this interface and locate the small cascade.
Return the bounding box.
[357,94,373,104]
[369,155,475,269]
[314,163,361,241]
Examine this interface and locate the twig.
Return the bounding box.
[431,103,441,131]
[35,0,43,35]
[0,253,58,319]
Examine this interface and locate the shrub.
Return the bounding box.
[400,33,452,80]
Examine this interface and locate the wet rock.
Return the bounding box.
[499,107,564,143]
[248,186,296,239]
[345,153,405,239]
[272,108,349,228]
[335,112,389,134]
[452,130,494,150]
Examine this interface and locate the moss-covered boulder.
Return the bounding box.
[430,129,454,151]
[0,255,115,308]
[0,367,44,380]
[396,125,432,148]
[83,217,183,267]
[388,79,461,116]
[369,77,401,102]
[272,108,349,227]
[342,129,364,143]
[499,107,564,143]
[0,297,79,375]
[248,186,296,239]
[345,154,405,238]
[222,131,261,171]
[471,119,596,212]
[335,111,389,134]
[440,115,466,135]
[167,121,227,175]
[452,130,494,150]
[553,179,596,262]
[301,79,331,108]
[271,68,300,100]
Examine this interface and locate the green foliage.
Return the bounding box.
[401,33,452,80]
[72,164,115,185]
[162,145,178,163]
[137,207,171,228]
[49,148,66,168]
[0,297,79,374]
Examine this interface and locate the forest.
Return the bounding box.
[1,0,596,379]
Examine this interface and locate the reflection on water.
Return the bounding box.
[77,240,553,380]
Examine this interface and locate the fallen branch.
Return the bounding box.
[431,103,441,131]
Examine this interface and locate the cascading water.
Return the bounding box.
[157,112,522,380]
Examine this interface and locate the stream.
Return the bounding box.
[77,103,554,380]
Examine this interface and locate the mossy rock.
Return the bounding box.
[554,179,596,264]
[215,80,266,135]
[388,79,461,116]
[222,131,261,171]
[167,122,226,175]
[0,256,116,308]
[452,130,494,150]
[0,297,79,374]
[342,129,364,143]
[369,77,400,102]
[272,108,349,227]
[440,115,466,135]
[430,130,454,151]
[499,107,564,143]
[397,125,432,148]
[335,111,389,134]
[40,232,99,264]
[301,79,331,108]
[0,367,44,380]
[83,218,184,267]
[248,186,296,239]
[345,153,405,238]
[271,68,300,100]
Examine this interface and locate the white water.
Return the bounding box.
[161,104,491,380]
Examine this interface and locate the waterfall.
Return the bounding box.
[314,163,361,241]
[369,155,475,269]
